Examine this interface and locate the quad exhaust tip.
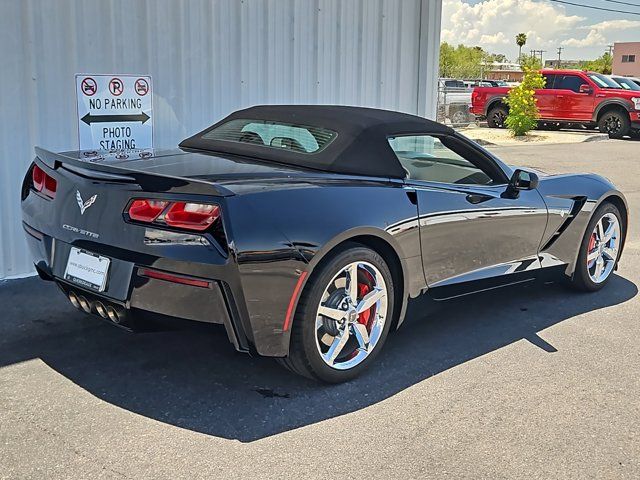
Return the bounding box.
[68,291,81,309]
[106,306,122,324]
[95,301,107,319]
[77,295,92,313]
[67,291,125,325]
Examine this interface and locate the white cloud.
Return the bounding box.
[562,29,606,48]
[566,19,640,48]
[441,0,640,60]
[579,19,640,32]
[442,0,587,58]
[480,32,509,45]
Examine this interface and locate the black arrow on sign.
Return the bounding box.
[81,112,150,125]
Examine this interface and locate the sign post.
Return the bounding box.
[76,74,153,151]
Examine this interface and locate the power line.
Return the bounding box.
[547,0,640,15]
[601,0,640,8]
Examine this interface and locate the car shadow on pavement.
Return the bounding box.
[0,274,636,442]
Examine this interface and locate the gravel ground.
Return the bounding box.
[1,139,638,479]
[459,125,609,146]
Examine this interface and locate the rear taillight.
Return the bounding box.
[32,164,57,199]
[164,202,220,231]
[128,199,169,223]
[125,199,221,232]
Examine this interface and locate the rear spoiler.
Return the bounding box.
[34,147,234,197]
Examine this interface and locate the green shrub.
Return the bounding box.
[505,63,545,136]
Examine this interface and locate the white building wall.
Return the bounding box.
[0,0,442,279]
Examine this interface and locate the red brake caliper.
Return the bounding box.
[587,232,597,265]
[357,282,376,331]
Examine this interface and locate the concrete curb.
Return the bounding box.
[583,133,609,142]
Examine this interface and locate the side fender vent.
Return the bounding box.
[540,196,587,251]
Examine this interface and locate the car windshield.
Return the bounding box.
[588,73,622,89]
[613,77,640,91]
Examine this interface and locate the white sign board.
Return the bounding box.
[76,74,153,151]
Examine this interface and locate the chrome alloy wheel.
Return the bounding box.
[586,213,621,284]
[314,261,388,370]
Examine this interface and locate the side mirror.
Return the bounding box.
[579,84,593,94]
[504,169,539,198]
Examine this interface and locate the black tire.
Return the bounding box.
[449,107,470,127]
[598,110,631,139]
[630,129,640,139]
[487,104,508,129]
[570,202,623,292]
[279,245,396,383]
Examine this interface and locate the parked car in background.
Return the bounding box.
[464,79,492,88]
[437,78,475,127]
[471,69,640,138]
[610,75,640,92]
[441,78,466,89]
[453,78,509,88]
[464,79,508,88]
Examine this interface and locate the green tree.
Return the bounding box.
[486,53,509,63]
[580,53,612,74]
[516,33,527,62]
[505,62,545,136]
[439,42,487,78]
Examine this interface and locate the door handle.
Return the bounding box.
[557,95,564,98]
[465,193,494,204]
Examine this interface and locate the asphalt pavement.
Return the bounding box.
[1,139,638,479]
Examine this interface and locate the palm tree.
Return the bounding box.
[516,33,527,63]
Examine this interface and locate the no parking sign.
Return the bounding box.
[76,74,153,151]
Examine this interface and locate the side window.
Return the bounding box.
[555,75,587,93]
[388,135,494,185]
[542,74,556,89]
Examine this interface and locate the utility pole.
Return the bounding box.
[556,46,564,69]
[606,44,614,56]
[530,49,546,65]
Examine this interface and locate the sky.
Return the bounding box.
[442,0,640,62]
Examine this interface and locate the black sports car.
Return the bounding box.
[21,105,628,382]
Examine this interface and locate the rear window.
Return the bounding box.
[201,119,337,154]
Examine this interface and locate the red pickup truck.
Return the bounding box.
[470,69,640,138]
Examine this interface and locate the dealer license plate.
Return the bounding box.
[64,247,110,292]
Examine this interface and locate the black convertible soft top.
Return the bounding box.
[179,105,453,179]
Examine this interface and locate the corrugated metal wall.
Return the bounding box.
[0,0,442,279]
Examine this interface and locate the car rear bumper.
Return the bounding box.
[22,221,252,352]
